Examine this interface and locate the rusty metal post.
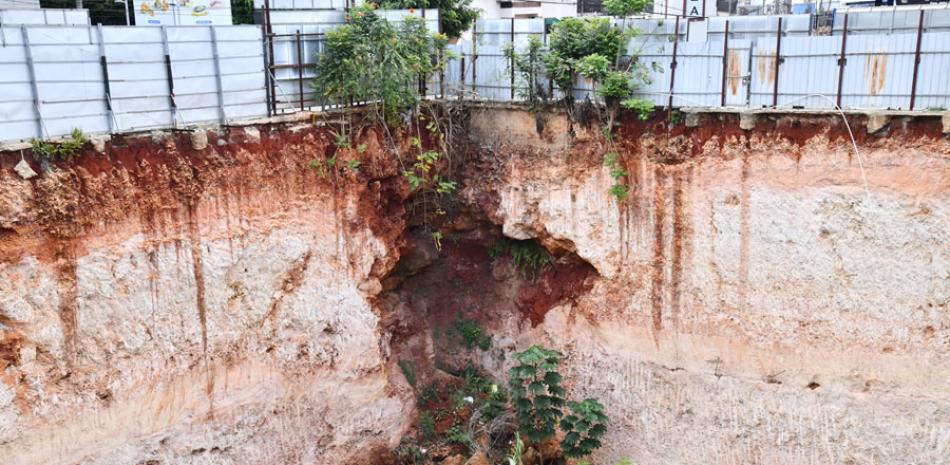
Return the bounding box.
[439,47,445,99]
[510,18,516,100]
[909,10,925,111]
[472,22,478,96]
[460,57,466,96]
[720,20,730,107]
[772,16,783,107]
[264,0,277,115]
[296,30,304,111]
[668,16,680,115]
[836,13,849,109]
[544,22,553,97]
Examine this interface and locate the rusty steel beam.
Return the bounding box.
[772,17,783,108]
[511,18,516,100]
[296,30,304,111]
[720,20,730,107]
[264,0,277,115]
[668,16,680,116]
[909,10,925,111]
[836,13,849,109]
[472,22,478,96]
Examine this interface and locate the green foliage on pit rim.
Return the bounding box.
[603,152,630,202]
[315,5,454,126]
[375,0,479,40]
[504,36,547,112]
[30,128,87,161]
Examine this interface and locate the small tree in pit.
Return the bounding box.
[560,398,608,459]
[509,345,566,463]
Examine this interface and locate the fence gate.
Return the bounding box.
[722,38,752,107]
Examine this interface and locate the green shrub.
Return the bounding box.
[445,422,477,454]
[30,128,87,161]
[376,0,478,39]
[504,36,547,110]
[559,398,608,459]
[315,5,451,125]
[452,317,491,350]
[603,152,630,202]
[603,0,651,17]
[509,345,565,443]
[576,54,610,81]
[509,241,551,280]
[418,382,439,406]
[419,411,436,440]
[399,359,418,388]
[598,71,634,101]
[622,98,655,121]
[544,17,622,95]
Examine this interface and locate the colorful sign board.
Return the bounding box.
[134,0,233,26]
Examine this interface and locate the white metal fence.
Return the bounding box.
[2,10,950,144]
[0,24,266,142]
[444,12,950,111]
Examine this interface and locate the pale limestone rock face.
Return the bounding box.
[467,109,950,465]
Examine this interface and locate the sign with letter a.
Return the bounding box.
[684,0,704,17]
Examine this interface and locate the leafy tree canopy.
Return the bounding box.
[375,0,479,39]
[315,5,451,125]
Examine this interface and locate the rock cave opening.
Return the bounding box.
[376,217,598,465]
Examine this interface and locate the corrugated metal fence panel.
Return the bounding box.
[834,9,950,35]
[267,9,344,24]
[723,39,752,107]
[469,18,545,101]
[165,26,266,124]
[775,35,841,109]
[913,31,950,111]
[26,26,109,137]
[472,44,511,101]
[102,26,174,131]
[673,40,727,107]
[0,24,267,143]
[749,37,777,107]
[0,27,37,141]
[215,26,268,120]
[632,40,674,106]
[168,27,221,124]
[840,32,918,110]
[258,0,341,9]
[444,41,466,95]
[0,8,89,26]
[629,17,680,41]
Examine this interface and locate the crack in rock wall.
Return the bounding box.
[458,108,950,465]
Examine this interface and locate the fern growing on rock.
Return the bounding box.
[559,398,608,459]
[509,345,566,444]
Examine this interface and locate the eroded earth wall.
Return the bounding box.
[460,109,949,465]
[0,107,947,465]
[0,123,416,465]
